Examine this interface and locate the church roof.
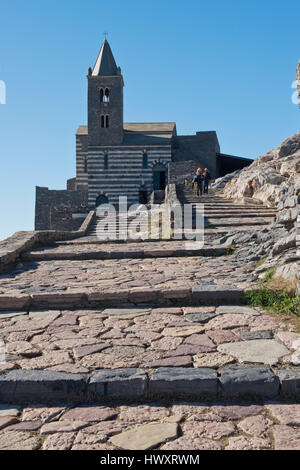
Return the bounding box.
[76,122,176,145]
[92,40,119,77]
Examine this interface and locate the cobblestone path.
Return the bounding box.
[0,194,299,450]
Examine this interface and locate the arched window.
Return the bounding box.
[104,88,110,103]
[101,115,105,128]
[105,115,109,128]
[104,153,108,170]
[143,153,148,169]
[100,88,104,103]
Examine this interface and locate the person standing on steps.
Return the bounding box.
[203,168,212,195]
[192,168,204,197]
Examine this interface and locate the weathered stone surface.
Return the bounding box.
[71,442,116,450]
[205,314,253,330]
[0,416,18,430]
[207,329,240,344]
[73,343,111,359]
[163,344,212,357]
[109,422,178,450]
[150,337,183,351]
[119,405,169,424]
[191,285,244,303]
[0,311,28,320]
[150,367,218,397]
[0,370,86,402]
[41,420,89,434]
[102,308,151,318]
[226,436,271,450]
[61,406,117,422]
[17,351,73,370]
[42,432,77,450]
[162,325,205,337]
[240,330,274,340]
[218,339,289,365]
[194,352,235,368]
[265,404,300,426]
[184,313,217,324]
[184,334,216,350]
[22,406,66,423]
[88,368,147,398]
[272,425,300,450]
[275,331,300,349]
[220,365,279,398]
[161,436,222,450]
[0,431,41,450]
[5,420,42,431]
[216,306,259,316]
[183,420,236,439]
[0,405,21,417]
[74,421,125,444]
[211,404,263,420]
[6,341,39,357]
[143,356,192,368]
[237,415,273,436]
[277,368,300,396]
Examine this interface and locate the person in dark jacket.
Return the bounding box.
[203,168,212,194]
[192,169,204,196]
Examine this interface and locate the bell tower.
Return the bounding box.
[87,40,124,146]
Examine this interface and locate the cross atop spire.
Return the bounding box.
[92,39,119,77]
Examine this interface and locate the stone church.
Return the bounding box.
[35,40,251,231]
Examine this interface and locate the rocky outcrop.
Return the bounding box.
[214,133,300,288]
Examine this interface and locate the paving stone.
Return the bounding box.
[205,314,253,330]
[183,307,216,315]
[150,337,183,351]
[183,419,236,439]
[74,421,125,444]
[72,442,116,450]
[40,420,89,434]
[277,368,300,396]
[275,331,300,349]
[61,406,117,422]
[102,308,151,319]
[0,405,21,417]
[250,315,284,331]
[216,306,260,316]
[191,285,244,304]
[0,311,28,320]
[219,365,280,398]
[17,351,73,370]
[150,367,218,397]
[109,422,178,450]
[119,405,169,424]
[184,313,217,324]
[5,420,42,431]
[161,436,222,450]
[163,344,214,357]
[240,330,274,340]
[143,356,193,368]
[5,341,40,357]
[0,431,41,450]
[0,370,86,402]
[237,415,273,436]
[211,405,264,420]
[42,432,77,450]
[88,368,147,398]
[194,352,235,368]
[218,340,289,365]
[225,436,271,450]
[162,325,205,337]
[22,406,66,423]
[73,343,111,359]
[207,329,240,344]
[0,416,18,430]
[265,404,300,426]
[46,363,90,374]
[183,334,216,350]
[272,425,300,450]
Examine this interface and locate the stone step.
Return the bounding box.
[21,246,229,262]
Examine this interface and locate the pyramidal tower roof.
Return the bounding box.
[92,39,119,77]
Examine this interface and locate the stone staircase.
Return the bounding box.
[176,183,276,235]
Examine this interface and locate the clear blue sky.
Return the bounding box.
[0,0,299,241]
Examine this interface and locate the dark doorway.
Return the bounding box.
[153,167,166,190]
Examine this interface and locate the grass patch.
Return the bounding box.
[255,257,267,268]
[246,288,300,317]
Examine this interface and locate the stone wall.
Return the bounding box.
[172,131,220,179]
[168,160,203,185]
[35,186,88,231]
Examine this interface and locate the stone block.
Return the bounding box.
[219,365,279,398]
[149,367,218,397]
[277,368,300,396]
[191,285,244,305]
[0,370,86,402]
[88,368,147,398]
